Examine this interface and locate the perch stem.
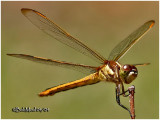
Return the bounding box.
[128,85,135,119]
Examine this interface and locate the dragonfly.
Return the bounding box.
[7,8,155,116]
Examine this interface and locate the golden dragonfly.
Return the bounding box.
[7,8,155,116]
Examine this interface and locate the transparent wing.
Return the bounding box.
[7,54,97,74]
[133,63,150,67]
[21,8,106,64]
[108,20,155,61]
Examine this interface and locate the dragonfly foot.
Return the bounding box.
[116,87,132,117]
[120,90,129,97]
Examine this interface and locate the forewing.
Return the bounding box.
[21,8,106,63]
[132,63,150,66]
[7,54,97,74]
[108,20,155,61]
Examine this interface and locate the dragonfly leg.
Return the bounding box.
[115,84,131,116]
[120,90,129,97]
[120,82,129,97]
[115,66,129,97]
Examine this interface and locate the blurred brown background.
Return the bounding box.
[2,1,159,119]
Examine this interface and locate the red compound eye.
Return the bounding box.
[123,65,132,71]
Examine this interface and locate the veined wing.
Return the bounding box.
[7,54,97,74]
[132,63,150,66]
[108,20,155,61]
[21,8,106,64]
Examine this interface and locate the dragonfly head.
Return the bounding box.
[119,65,138,84]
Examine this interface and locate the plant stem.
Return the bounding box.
[128,85,135,119]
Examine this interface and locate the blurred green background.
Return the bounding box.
[2,1,159,119]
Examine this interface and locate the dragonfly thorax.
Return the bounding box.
[98,61,120,83]
[119,64,138,84]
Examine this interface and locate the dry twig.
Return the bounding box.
[128,85,135,119]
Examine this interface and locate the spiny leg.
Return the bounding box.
[115,84,131,117]
[120,82,129,97]
[114,65,129,97]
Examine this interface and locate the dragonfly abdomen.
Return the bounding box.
[39,72,101,97]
